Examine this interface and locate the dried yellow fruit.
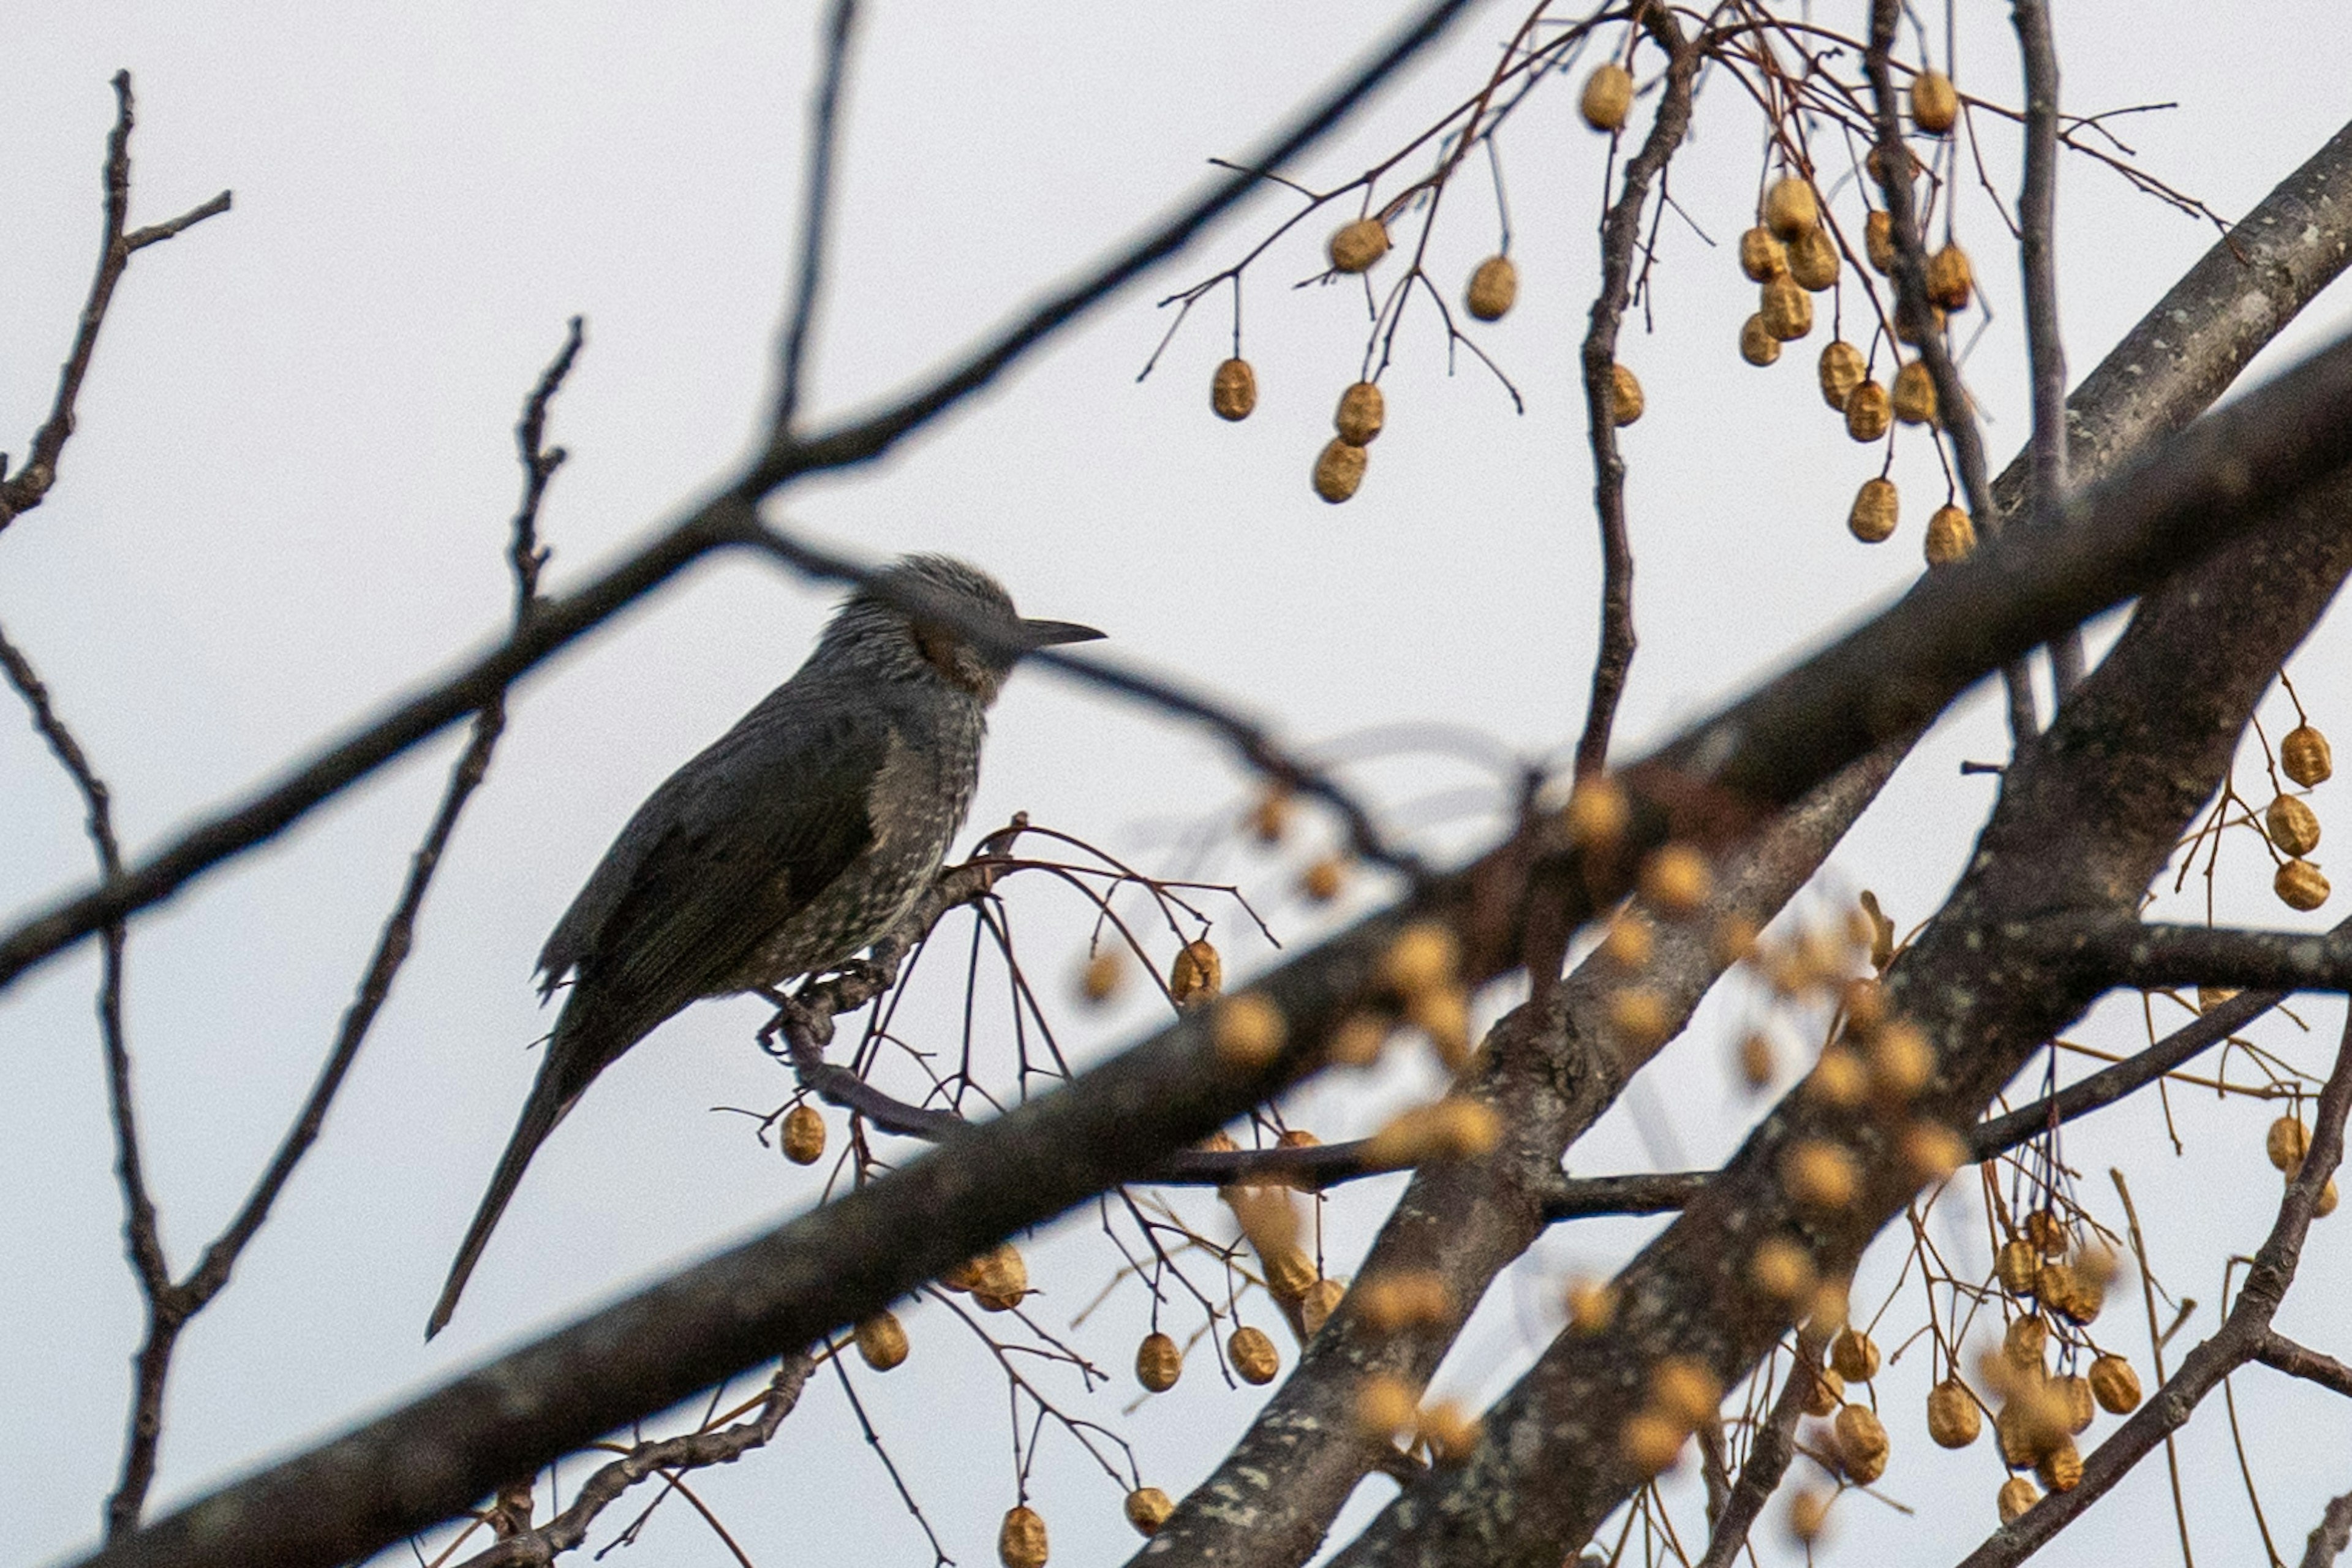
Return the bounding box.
[1997,1238,2041,1295]
[1313,437,1366,503]
[2320,1176,2341,1218]
[1169,938,1224,1007]
[1212,993,1287,1068]
[2268,794,2323,857]
[1641,843,1713,914]
[1329,1011,1390,1068]
[1328,217,1389,274]
[1891,360,1937,424]
[1803,1363,1845,1417]
[1610,363,1645,426]
[1789,226,1841,292]
[1750,1236,1815,1300]
[1901,1120,1970,1184]
[1581,62,1634,130]
[2044,1263,2105,1325]
[1764,175,1820,239]
[1363,1098,1500,1168]
[1466,254,1519,320]
[1740,225,1790,282]
[1761,274,1814,341]
[1136,1330,1183,1392]
[1600,913,1655,969]
[1835,1403,1890,1483]
[1300,855,1346,903]
[1845,381,1892,442]
[1248,788,1292,845]
[2199,984,2240,1014]
[1619,1410,1688,1475]
[1301,1276,1347,1336]
[2005,1314,2048,1371]
[1831,1325,1881,1382]
[1418,1400,1480,1465]
[1739,1030,1777,1089]
[2024,1208,2068,1257]
[1408,984,1474,1069]
[1869,1023,1936,1101]
[2056,1373,2095,1434]
[1563,775,1631,846]
[1262,1244,1318,1303]
[1925,504,1977,566]
[1080,950,1124,1004]
[1739,312,1783,367]
[1652,1358,1725,1427]
[1356,1374,1417,1438]
[1230,1324,1280,1385]
[2278,858,2332,911]
[2283,724,2334,787]
[1926,243,1974,311]
[1784,1139,1862,1211]
[1358,1270,1452,1331]
[1000,1505,1049,1568]
[1606,987,1672,1049]
[1335,381,1385,446]
[1847,478,1899,544]
[2037,1434,2084,1492]
[856,1311,910,1371]
[1998,1476,2041,1525]
[1911,70,1960,134]
[1212,358,1257,421]
[971,1243,1030,1312]
[1865,209,1896,274]
[1124,1488,1174,1538]
[1714,914,1762,966]
[1819,341,1866,410]
[1567,1278,1618,1335]
[1806,1046,1869,1109]
[1928,1378,1981,1448]
[2089,1354,2142,1414]
[781,1104,826,1165]
[1382,921,1460,998]
[1787,1487,1833,1543]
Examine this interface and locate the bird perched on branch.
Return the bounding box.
[428,554,1101,1338]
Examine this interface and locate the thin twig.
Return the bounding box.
[0,72,232,530]
[1693,1362,1810,1568]
[773,0,859,435]
[1574,4,1699,778]
[2010,0,2086,696]
[2301,1486,2352,1568]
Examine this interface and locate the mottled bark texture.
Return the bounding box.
[1326,474,2352,1568]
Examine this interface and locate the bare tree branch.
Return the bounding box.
[451,1352,816,1568]
[2048,918,2352,994]
[1692,1362,1811,1568]
[1951,1005,2352,1568]
[2302,1485,2352,1568]
[1574,6,1697,776]
[772,0,859,436]
[2009,0,2086,696]
[0,71,230,531]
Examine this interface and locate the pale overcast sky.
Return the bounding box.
[6,4,2351,1567]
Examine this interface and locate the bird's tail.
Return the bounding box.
[426,1063,573,1340]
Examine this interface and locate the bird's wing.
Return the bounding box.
[537,674,893,1023]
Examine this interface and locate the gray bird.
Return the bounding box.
[428,554,1101,1338]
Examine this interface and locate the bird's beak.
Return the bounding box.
[1019,618,1106,649]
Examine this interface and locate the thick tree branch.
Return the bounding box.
[0,71,232,532]
[2050,918,2352,994]
[1951,1005,2352,1568]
